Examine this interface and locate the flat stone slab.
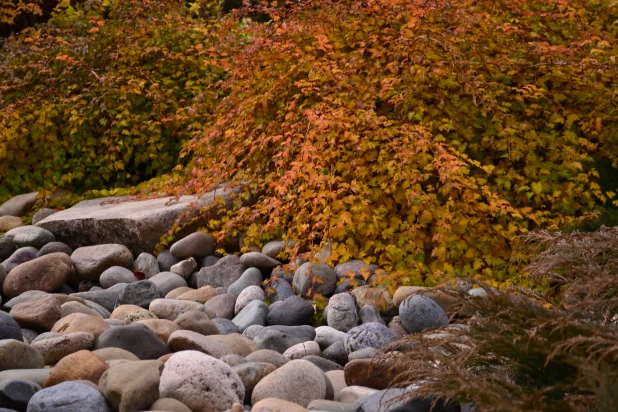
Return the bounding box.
[36,186,236,255]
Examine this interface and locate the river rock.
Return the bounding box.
[205,333,253,356]
[93,323,171,360]
[252,359,328,407]
[244,349,287,367]
[99,266,139,288]
[315,326,346,350]
[234,285,266,314]
[157,250,181,273]
[0,378,41,411]
[2,253,72,299]
[213,318,240,335]
[347,347,377,362]
[31,208,57,225]
[71,282,126,312]
[27,380,112,412]
[358,305,385,325]
[31,332,95,364]
[1,246,38,273]
[239,252,281,269]
[170,257,198,279]
[327,294,358,332]
[232,300,269,332]
[92,347,139,362]
[71,244,133,281]
[308,400,353,412]
[303,356,343,373]
[148,272,187,296]
[220,354,248,367]
[353,388,460,412]
[0,216,22,232]
[293,263,337,297]
[0,236,16,261]
[174,310,219,336]
[261,239,296,259]
[0,192,37,217]
[116,280,161,308]
[204,294,236,319]
[150,398,192,412]
[393,286,458,312]
[0,313,23,341]
[267,295,314,326]
[338,386,379,405]
[60,301,102,319]
[0,339,44,372]
[254,325,316,353]
[325,370,347,402]
[110,305,157,323]
[399,295,449,334]
[149,299,203,321]
[165,287,193,299]
[37,241,72,257]
[167,330,231,358]
[343,323,397,355]
[176,286,218,304]
[264,278,295,303]
[350,286,396,316]
[52,313,110,339]
[233,362,276,404]
[243,324,265,340]
[136,319,181,343]
[98,360,163,412]
[5,226,54,249]
[170,232,215,259]
[10,294,62,332]
[159,351,244,412]
[134,252,159,278]
[283,341,321,360]
[197,254,245,290]
[252,398,308,412]
[42,349,109,387]
[227,268,263,297]
[334,260,378,281]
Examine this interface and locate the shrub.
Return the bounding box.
[0,0,238,201]
[167,0,618,285]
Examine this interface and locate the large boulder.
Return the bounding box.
[2,253,73,299]
[36,187,236,255]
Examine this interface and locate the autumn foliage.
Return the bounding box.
[1,0,618,286]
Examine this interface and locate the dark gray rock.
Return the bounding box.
[200,255,220,268]
[1,247,38,273]
[321,340,347,366]
[353,389,460,412]
[31,209,57,225]
[293,262,337,297]
[0,237,16,261]
[156,250,180,273]
[0,193,37,218]
[266,295,314,326]
[0,313,23,341]
[265,278,295,303]
[239,252,281,269]
[227,268,263,297]
[93,323,171,360]
[116,280,161,308]
[197,254,245,291]
[170,232,215,259]
[4,227,53,250]
[399,295,448,334]
[26,381,112,412]
[302,355,344,372]
[71,282,127,312]
[327,293,358,332]
[212,318,240,335]
[359,305,385,325]
[348,347,377,361]
[36,242,72,257]
[232,300,269,332]
[254,325,317,353]
[20,329,38,344]
[0,378,41,411]
[343,323,398,355]
[203,293,236,320]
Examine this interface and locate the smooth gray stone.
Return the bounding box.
[0,237,16,261]
[232,300,269,333]
[293,262,337,297]
[348,347,377,361]
[245,349,289,368]
[264,278,295,303]
[31,209,57,225]
[353,389,460,412]
[99,266,138,289]
[327,293,358,332]
[343,323,398,355]
[116,280,161,308]
[196,254,245,291]
[334,260,379,280]
[0,312,23,341]
[0,369,50,386]
[37,242,72,257]
[333,278,367,295]
[308,399,354,412]
[203,294,236,320]
[170,232,215,259]
[266,295,314,326]
[0,378,41,411]
[399,295,448,334]
[93,323,171,360]
[148,272,187,296]
[242,325,265,340]
[156,250,180,273]
[302,355,344,372]
[133,252,159,278]
[26,381,112,412]
[254,325,316,354]
[321,340,347,366]
[82,300,111,319]
[314,326,345,350]
[212,318,240,335]
[0,192,37,218]
[1,247,38,273]
[239,252,281,269]
[227,268,263,297]
[200,255,220,268]
[71,282,127,312]
[2,291,47,311]
[4,226,54,249]
[359,305,386,325]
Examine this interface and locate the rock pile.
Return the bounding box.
[0,195,469,412]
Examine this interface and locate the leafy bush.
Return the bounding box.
[377,227,618,411]
[166,0,618,285]
[0,0,238,200]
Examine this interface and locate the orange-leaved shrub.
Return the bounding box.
[168,0,618,286]
[0,0,239,200]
